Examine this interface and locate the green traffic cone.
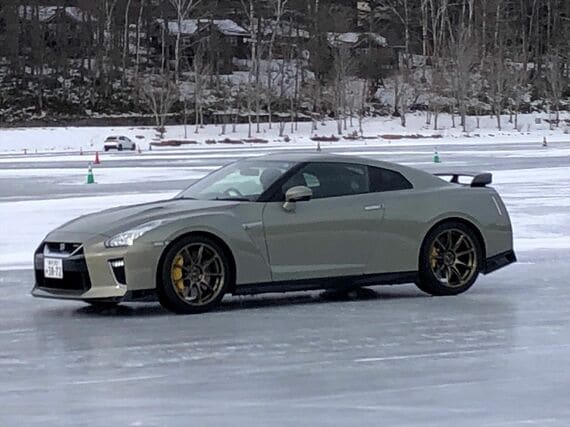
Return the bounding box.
[433,148,441,163]
[86,163,95,184]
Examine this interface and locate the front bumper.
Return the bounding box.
[32,238,161,302]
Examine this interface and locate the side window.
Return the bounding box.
[369,166,413,192]
[282,163,369,199]
[303,173,320,188]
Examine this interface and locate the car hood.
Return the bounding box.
[49,198,238,238]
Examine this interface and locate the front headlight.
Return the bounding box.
[104,219,171,248]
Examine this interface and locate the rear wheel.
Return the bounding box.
[416,221,482,296]
[157,236,232,314]
[131,144,136,151]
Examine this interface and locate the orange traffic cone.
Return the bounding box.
[94,151,101,164]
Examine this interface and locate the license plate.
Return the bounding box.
[44,258,63,279]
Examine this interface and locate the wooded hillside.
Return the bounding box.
[0,0,568,129]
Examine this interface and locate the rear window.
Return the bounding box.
[106,136,118,141]
[368,166,413,192]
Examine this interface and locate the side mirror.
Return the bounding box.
[283,186,312,212]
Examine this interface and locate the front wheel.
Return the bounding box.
[118,144,123,151]
[157,236,232,314]
[416,221,482,296]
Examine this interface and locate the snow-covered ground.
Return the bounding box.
[0,112,568,154]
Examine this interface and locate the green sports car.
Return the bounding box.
[33,153,516,314]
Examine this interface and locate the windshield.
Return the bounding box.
[177,160,295,201]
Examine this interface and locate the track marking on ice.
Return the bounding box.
[69,374,166,386]
[354,343,570,363]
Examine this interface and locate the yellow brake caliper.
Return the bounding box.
[171,255,186,292]
[430,247,439,269]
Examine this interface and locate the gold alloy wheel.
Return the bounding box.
[170,243,225,305]
[429,228,477,288]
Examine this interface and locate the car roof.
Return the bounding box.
[254,152,397,168]
[251,152,448,190]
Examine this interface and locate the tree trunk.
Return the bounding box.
[122,0,132,85]
[135,0,145,78]
[496,109,501,130]
[175,19,181,82]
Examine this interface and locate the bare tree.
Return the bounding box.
[134,0,145,78]
[375,0,411,56]
[546,53,564,127]
[103,0,119,73]
[391,62,415,127]
[484,53,509,130]
[138,74,179,137]
[265,0,289,130]
[448,29,478,132]
[241,0,257,137]
[506,66,530,130]
[333,46,354,134]
[169,0,202,82]
[121,0,133,85]
[192,45,210,133]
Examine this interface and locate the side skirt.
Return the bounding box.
[233,271,418,296]
[484,250,517,274]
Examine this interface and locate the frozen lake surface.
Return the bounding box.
[1,139,569,426]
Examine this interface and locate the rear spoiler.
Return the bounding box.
[434,172,492,187]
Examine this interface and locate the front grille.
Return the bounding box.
[34,243,91,292]
[44,242,82,256]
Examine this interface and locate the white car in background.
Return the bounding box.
[104,136,136,151]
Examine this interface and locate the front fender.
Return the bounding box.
[142,205,272,286]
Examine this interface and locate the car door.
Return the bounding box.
[261,162,386,282]
[364,165,416,274]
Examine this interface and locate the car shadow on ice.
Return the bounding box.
[35,284,512,318]
[59,286,429,317]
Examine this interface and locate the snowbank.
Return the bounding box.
[1,112,568,154]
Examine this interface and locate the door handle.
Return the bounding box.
[364,204,385,211]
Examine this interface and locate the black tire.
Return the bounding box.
[157,235,232,314]
[118,144,123,151]
[416,221,483,296]
[131,144,136,151]
[104,147,109,152]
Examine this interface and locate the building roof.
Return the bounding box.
[161,19,248,37]
[17,6,95,23]
[327,32,387,48]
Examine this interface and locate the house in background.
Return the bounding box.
[17,6,96,56]
[253,19,311,59]
[154,18,249,74]
[327,31,396,72]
